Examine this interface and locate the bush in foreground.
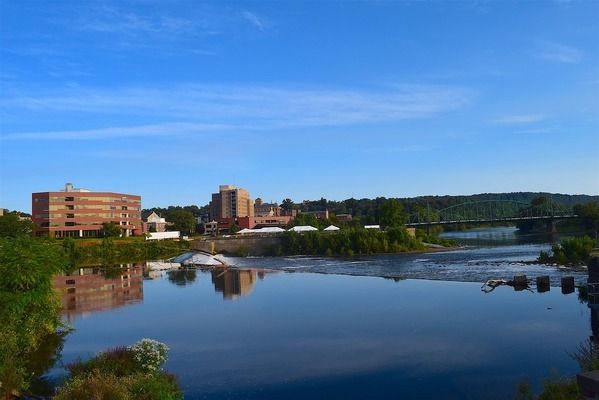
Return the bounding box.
[57,339,181,400]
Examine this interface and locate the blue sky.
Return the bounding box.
[1,0,598,211]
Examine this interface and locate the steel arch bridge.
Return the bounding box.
[405,199,577,227]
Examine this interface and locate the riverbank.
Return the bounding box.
[193,227,454,257]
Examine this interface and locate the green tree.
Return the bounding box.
[574,202,599,236]
[379,199,405,228]
[281,198,295,212]
[101,222,122,238]
[0,212,34,238]
[164,209,196,235]
[0,237,67,397]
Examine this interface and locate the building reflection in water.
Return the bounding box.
[53,264,144,319]
[211,268,263,300]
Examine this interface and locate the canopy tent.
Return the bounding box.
[323,225,340,231]
[256,227,286,233]
[288,225,318,232]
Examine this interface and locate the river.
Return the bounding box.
[47,227,591,399]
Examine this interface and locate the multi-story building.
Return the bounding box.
[254,198,281,217]
[209,185,254,220]
[32,183,142,238]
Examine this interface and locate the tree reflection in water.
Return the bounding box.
[167,269,198,286]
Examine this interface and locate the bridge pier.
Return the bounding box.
[546,220,557,234]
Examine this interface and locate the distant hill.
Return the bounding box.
[298,192,599,225]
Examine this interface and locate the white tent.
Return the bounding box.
[288,225,318,232]
[237,228,255,234]
[323,225,340,231]
[364,225,381,230]
[256,227,286,233]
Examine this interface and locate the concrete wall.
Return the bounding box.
[191,236,282,256]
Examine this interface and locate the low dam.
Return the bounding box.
[191,236,282,256]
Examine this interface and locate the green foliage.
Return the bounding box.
[538,251,551,264]
[164,209,196,235]
[67,346,140,378]
[281,198,295,212]
[515,378,580,400]
[539,236,596,265]
[537,378,579,400]
[0,237,67,397]
[62,239,190,267]
[279,227,423,256]
[54,370,129,400]
[574,202,599,234]
[379,199,405,228]
[56,339,181,400]
[102,222,123,238]
[0,212,34,237]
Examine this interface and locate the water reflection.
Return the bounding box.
[53,264,144,318]
[440,226,559,247]
[211,267,260,300]
[167,269,198,286]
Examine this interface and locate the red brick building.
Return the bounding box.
[237,215,293,229]
[32,183,142,238]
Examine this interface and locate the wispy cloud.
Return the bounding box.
[241,11,266,31]
[1,83,474,140]
[80,7,196,35]
[537,41,582,64]
[516,127,554,134]
[2,122,231,141]
[493,114,545,124]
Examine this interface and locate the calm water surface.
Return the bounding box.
[51,227,591,399]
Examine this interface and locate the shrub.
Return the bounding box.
[54,371,183,400]
[125,372,183,400]
[57,339,180,400]
[67,346,140,377]
[54,370,129,400]
[129,339,169,373]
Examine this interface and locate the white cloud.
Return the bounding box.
[1,83,475,140]
[537,42,582,64]
[2,122,231,141]
[493,114,545,124]
[241,11,266,31]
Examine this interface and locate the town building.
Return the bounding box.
[336,213,353,222]
[209,185,254,220]
[32,183,142,238]
[143,211,167,232]
[237,215,293,230]
[301,210,330,220]
[254,198,281,217]
[203,221,219,235]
